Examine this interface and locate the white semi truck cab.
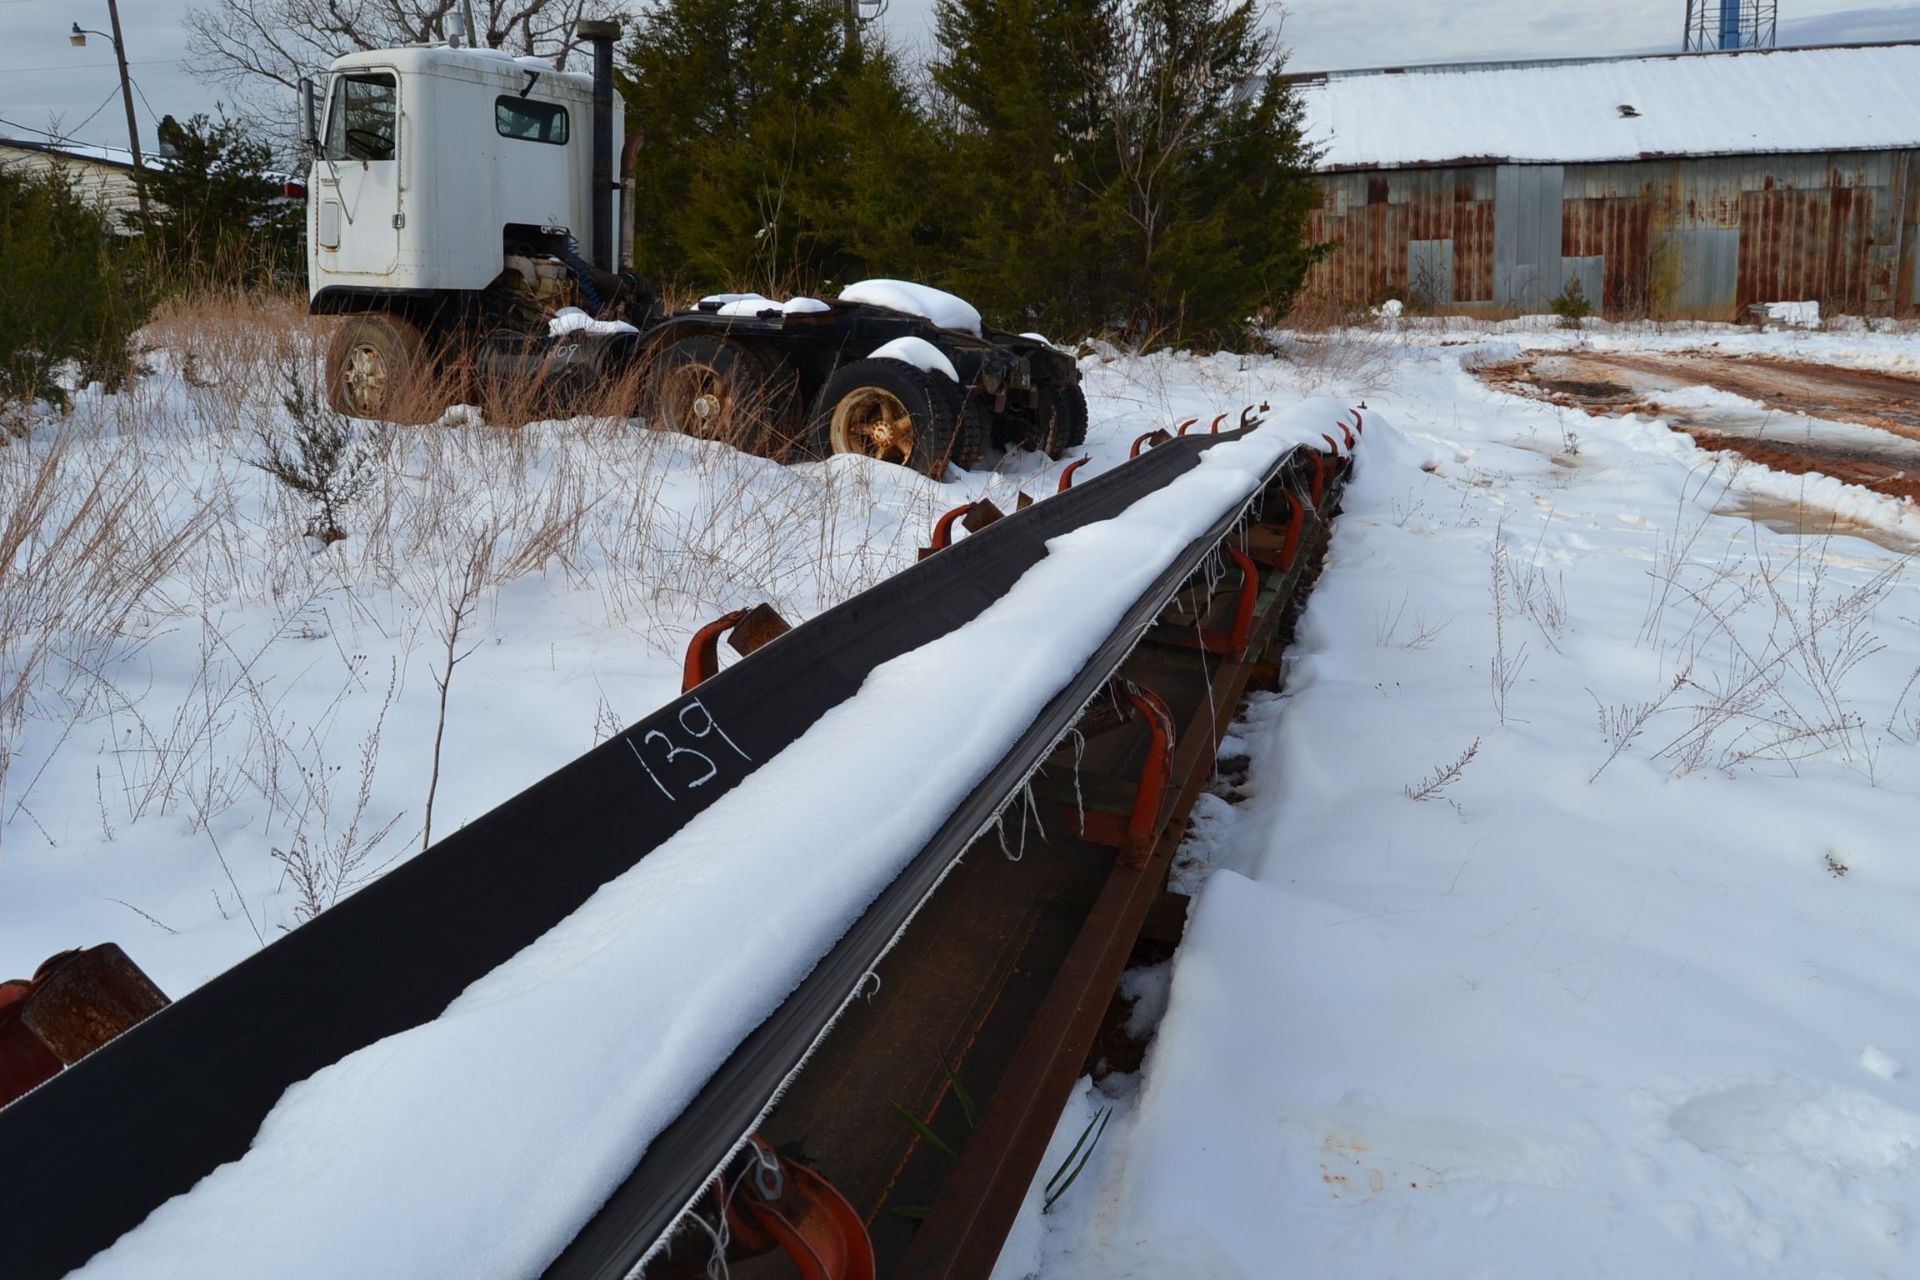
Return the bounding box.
[308,42,619,304]
[300,19,1087,478]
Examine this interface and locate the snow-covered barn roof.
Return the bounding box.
[1295,41,1920,171]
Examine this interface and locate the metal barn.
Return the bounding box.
[1293,43,1920,319]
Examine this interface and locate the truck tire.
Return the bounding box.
[806,359,977,477]
[325,314,433,424]
[1044,383,1090,452]
[937,381,991,471]
[643,334,772,452]
[745,347,807,460]
[1058,383,1089,448]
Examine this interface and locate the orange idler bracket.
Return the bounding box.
[1129,429,1172,458]
[1121,684,1177,868]
[1282,490,1306,568]
[931,502,974,551]
[682,604,792,692]
[1223,547,1260,656]
[682,610,749,694]
[726,1136,876,1280]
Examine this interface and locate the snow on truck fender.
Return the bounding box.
[696,294,832,318]
[867,337,959,382]
[838,279,984,336]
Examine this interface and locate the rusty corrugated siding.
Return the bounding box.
[1306,147,1920,319]
[1562,195,1653,314]
[1307,167,1496,306]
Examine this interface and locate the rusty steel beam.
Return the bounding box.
[892,500,1339,1278]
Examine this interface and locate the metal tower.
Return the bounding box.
[1684,0,1778,51]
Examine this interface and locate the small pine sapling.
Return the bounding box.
[250,356,374,546]
[1550,275,1593,329]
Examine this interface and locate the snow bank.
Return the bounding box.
[1756,301,1821,328]
[868,336,958,382]
[1006,340,1920,1280]
[839,279,983,336]
[71,403,1338,1280]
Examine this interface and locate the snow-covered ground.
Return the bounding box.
[0,322,1284,1000]
[998,325,1920,1280]
[8,307,1920,1279]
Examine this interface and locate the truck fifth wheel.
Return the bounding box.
[302,20,1086,476]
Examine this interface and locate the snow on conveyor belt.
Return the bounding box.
[67,402,1344,1280]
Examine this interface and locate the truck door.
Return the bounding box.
[315,71,401,277]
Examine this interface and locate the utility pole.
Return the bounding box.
[103,0,146,219]
[841,0,886,53]
[69,2,148,219]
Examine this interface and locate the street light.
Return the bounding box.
[67,5,148,219]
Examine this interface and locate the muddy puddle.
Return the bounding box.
[1480,349,1920,508]
[1714,496,1919,555]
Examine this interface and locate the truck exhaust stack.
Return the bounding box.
[577,18,621,276]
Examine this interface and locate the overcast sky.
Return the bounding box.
[5,1,1920,156]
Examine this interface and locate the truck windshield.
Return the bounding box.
[323,73,397,162]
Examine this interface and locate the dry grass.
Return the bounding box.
[1262,288,1407,393]
[1607,473,1914,781]
[0,432,213,835]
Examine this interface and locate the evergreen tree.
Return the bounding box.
[618,0,1320,346]
[1084,0,1322,344]
[932,0,1321,346]
[135,112,302,286]
[927,0,1108,334]
[0,166,150,410]
[620,0,928,292]
[784,46,953,289]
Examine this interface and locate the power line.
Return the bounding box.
[64,82,123,137]
[0,58,177,76]
[1,82,127,147]
[0,98,127,154]
[0,112,60,137]
[127,73,163,125]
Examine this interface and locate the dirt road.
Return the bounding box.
[1478,349,1920,505]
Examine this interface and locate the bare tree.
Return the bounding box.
[186,0,629,139]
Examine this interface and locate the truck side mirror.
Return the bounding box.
[300,77,320,155]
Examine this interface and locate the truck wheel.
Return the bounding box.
[1058,383,1089,448]
[938,381,991,471]
[1021,385,1089,459]
[643,335,770,451]
[325,314,433,424]
[808,358,971,477]
[1040,384,1089,455]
